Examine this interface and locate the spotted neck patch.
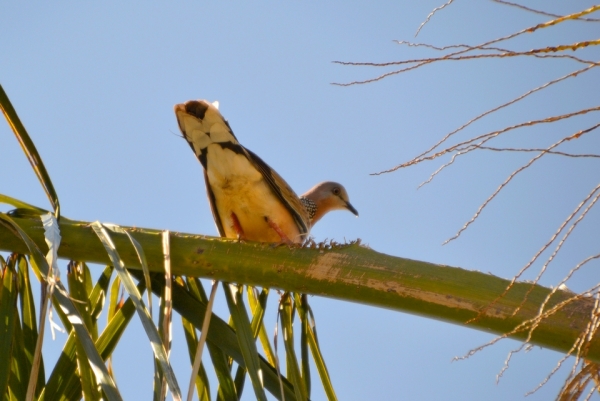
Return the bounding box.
[300,196,317,220]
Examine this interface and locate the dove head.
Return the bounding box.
[301,181,358,225]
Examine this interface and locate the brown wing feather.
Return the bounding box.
[243,148,310,237]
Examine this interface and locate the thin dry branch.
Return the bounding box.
[526,343,580,396]
[492,0,600,22]
[466,184,600,328]
[417,140,600,190]
[510,197,600,319]
[417,150,465,189]
[335,42,598,68]
[331,59,432,87]
[568,297,600,389]
[528,254,600,353]
[455,284,600,363]
[531,5,600,30]
[332,47,598,86]
[476,146,600,158]
[558,357,591,400]
[523,288,600,397]
[415,0,455,37]
[373,107,600,175]
[496,342,527,384]
[416,1,600,38]
[532,253,600,316]
[393,40,599,65]
[334,3,600,86]
[396,64,598,168]
[463,4,600,54]
[581,297,600,360]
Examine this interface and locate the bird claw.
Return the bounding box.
[265,217,295,245]
[230,212,247,241]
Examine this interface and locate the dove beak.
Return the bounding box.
[345,201,359,217]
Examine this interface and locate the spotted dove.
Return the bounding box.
[175,100,357,243]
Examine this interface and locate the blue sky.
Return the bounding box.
[2,1,599,400]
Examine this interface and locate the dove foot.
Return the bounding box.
[230,212,246,241]
[265,216,294,244]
